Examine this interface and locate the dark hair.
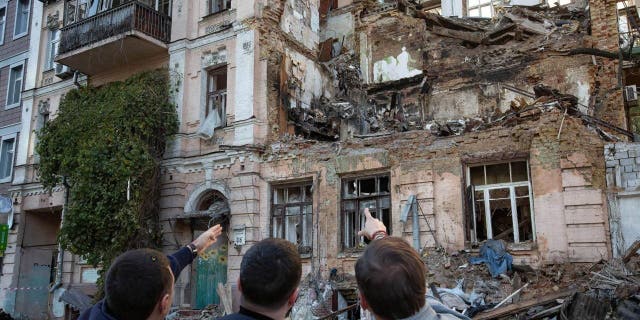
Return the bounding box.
[105,249,173,320]
[240,238,302,309]
[355,237,426,319]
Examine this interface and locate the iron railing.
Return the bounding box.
[59,1,171,55]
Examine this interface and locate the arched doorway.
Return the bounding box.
[190,190,229,309]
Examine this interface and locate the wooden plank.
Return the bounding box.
[473,289,575,320]
[623,240,640,263]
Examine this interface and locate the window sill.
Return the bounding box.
[4,102,20,110]
[12,32,27,41]
[0,177,12,184]
[337,250,364,259]
[507,241,537,252]
[201,8,231,20]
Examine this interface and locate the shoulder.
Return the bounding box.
[78,300,116,320]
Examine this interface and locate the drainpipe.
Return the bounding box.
[50,177,69,293]
[73,71,81,88]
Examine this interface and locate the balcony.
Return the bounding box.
[56,1,171,75]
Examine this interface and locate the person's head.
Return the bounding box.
[355,237,426,320]
[105,249,174,320]
[239,238,302,312]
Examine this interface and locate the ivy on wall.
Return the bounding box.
[36,69,178,288]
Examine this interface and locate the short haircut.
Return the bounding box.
[105,249,173,320]
[355,237,426,319]
[240,238,302,309]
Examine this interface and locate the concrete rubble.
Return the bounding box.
[284,3,613,139]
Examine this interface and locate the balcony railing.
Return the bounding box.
[59,1,171,55]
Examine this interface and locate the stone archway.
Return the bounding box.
[184,181,230,214]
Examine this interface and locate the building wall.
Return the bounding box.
[605,142,640,257]
[0,0,31,58]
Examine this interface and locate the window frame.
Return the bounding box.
[0,133,17,183]
[270,182,313,254]
[466,160,536,244]
[5,61,25,109]
[13,0,30,39]
[340,174,391,251]
[45,29,60,71]
[205,66,227,128]
[467,0,494,18]
[0,3,7,45]
[207,0,231,16]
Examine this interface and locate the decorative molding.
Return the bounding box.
[38,99,50,115]
[46,10,61,30]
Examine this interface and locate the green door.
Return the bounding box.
[195,234,228,308]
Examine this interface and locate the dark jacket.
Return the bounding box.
[218,306,275,320]
[78,247,194,320]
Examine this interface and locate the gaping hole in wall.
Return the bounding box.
[341,175,391,250]
[271,183,313,254]
[468,161,533,244]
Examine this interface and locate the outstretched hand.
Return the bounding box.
[192,224,223,252]
[357,208,387,241]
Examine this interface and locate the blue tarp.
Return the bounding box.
[469,240,513,278]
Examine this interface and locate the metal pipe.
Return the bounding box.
[50,177,69,293]
[412,199,420,250]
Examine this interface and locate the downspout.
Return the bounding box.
[73,71,81,88]
[50,177,69,293]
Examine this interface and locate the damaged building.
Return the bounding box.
[0,0,639,318]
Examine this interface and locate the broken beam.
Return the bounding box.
[623,240,640,263]
[473,289,575,320]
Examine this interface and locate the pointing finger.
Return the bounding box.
[363,208,373,219]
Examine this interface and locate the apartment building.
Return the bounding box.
[0,0,42,316]
[2,0,172,317]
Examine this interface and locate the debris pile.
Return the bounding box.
[420,240,640,319]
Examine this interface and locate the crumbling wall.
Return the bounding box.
[281,3,628,139]
[280,0,321,51]
[260,108,612,275]
[590,0,627,130]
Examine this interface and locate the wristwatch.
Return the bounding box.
[186,243,198,258]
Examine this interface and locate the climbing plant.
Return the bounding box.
[36,69,178,285]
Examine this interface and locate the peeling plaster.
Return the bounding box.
[372,47,422,83]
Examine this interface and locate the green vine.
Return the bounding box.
[36,69,178,289]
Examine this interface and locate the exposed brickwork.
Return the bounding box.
[590,0,627,130]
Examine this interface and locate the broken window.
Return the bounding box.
[197,66,227,139]
[341,175,391,250]
[208,0,231,15]
[271,183,313,254]
[467,0,494,18]
[467,161,534,244]
[617,2,640,49]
